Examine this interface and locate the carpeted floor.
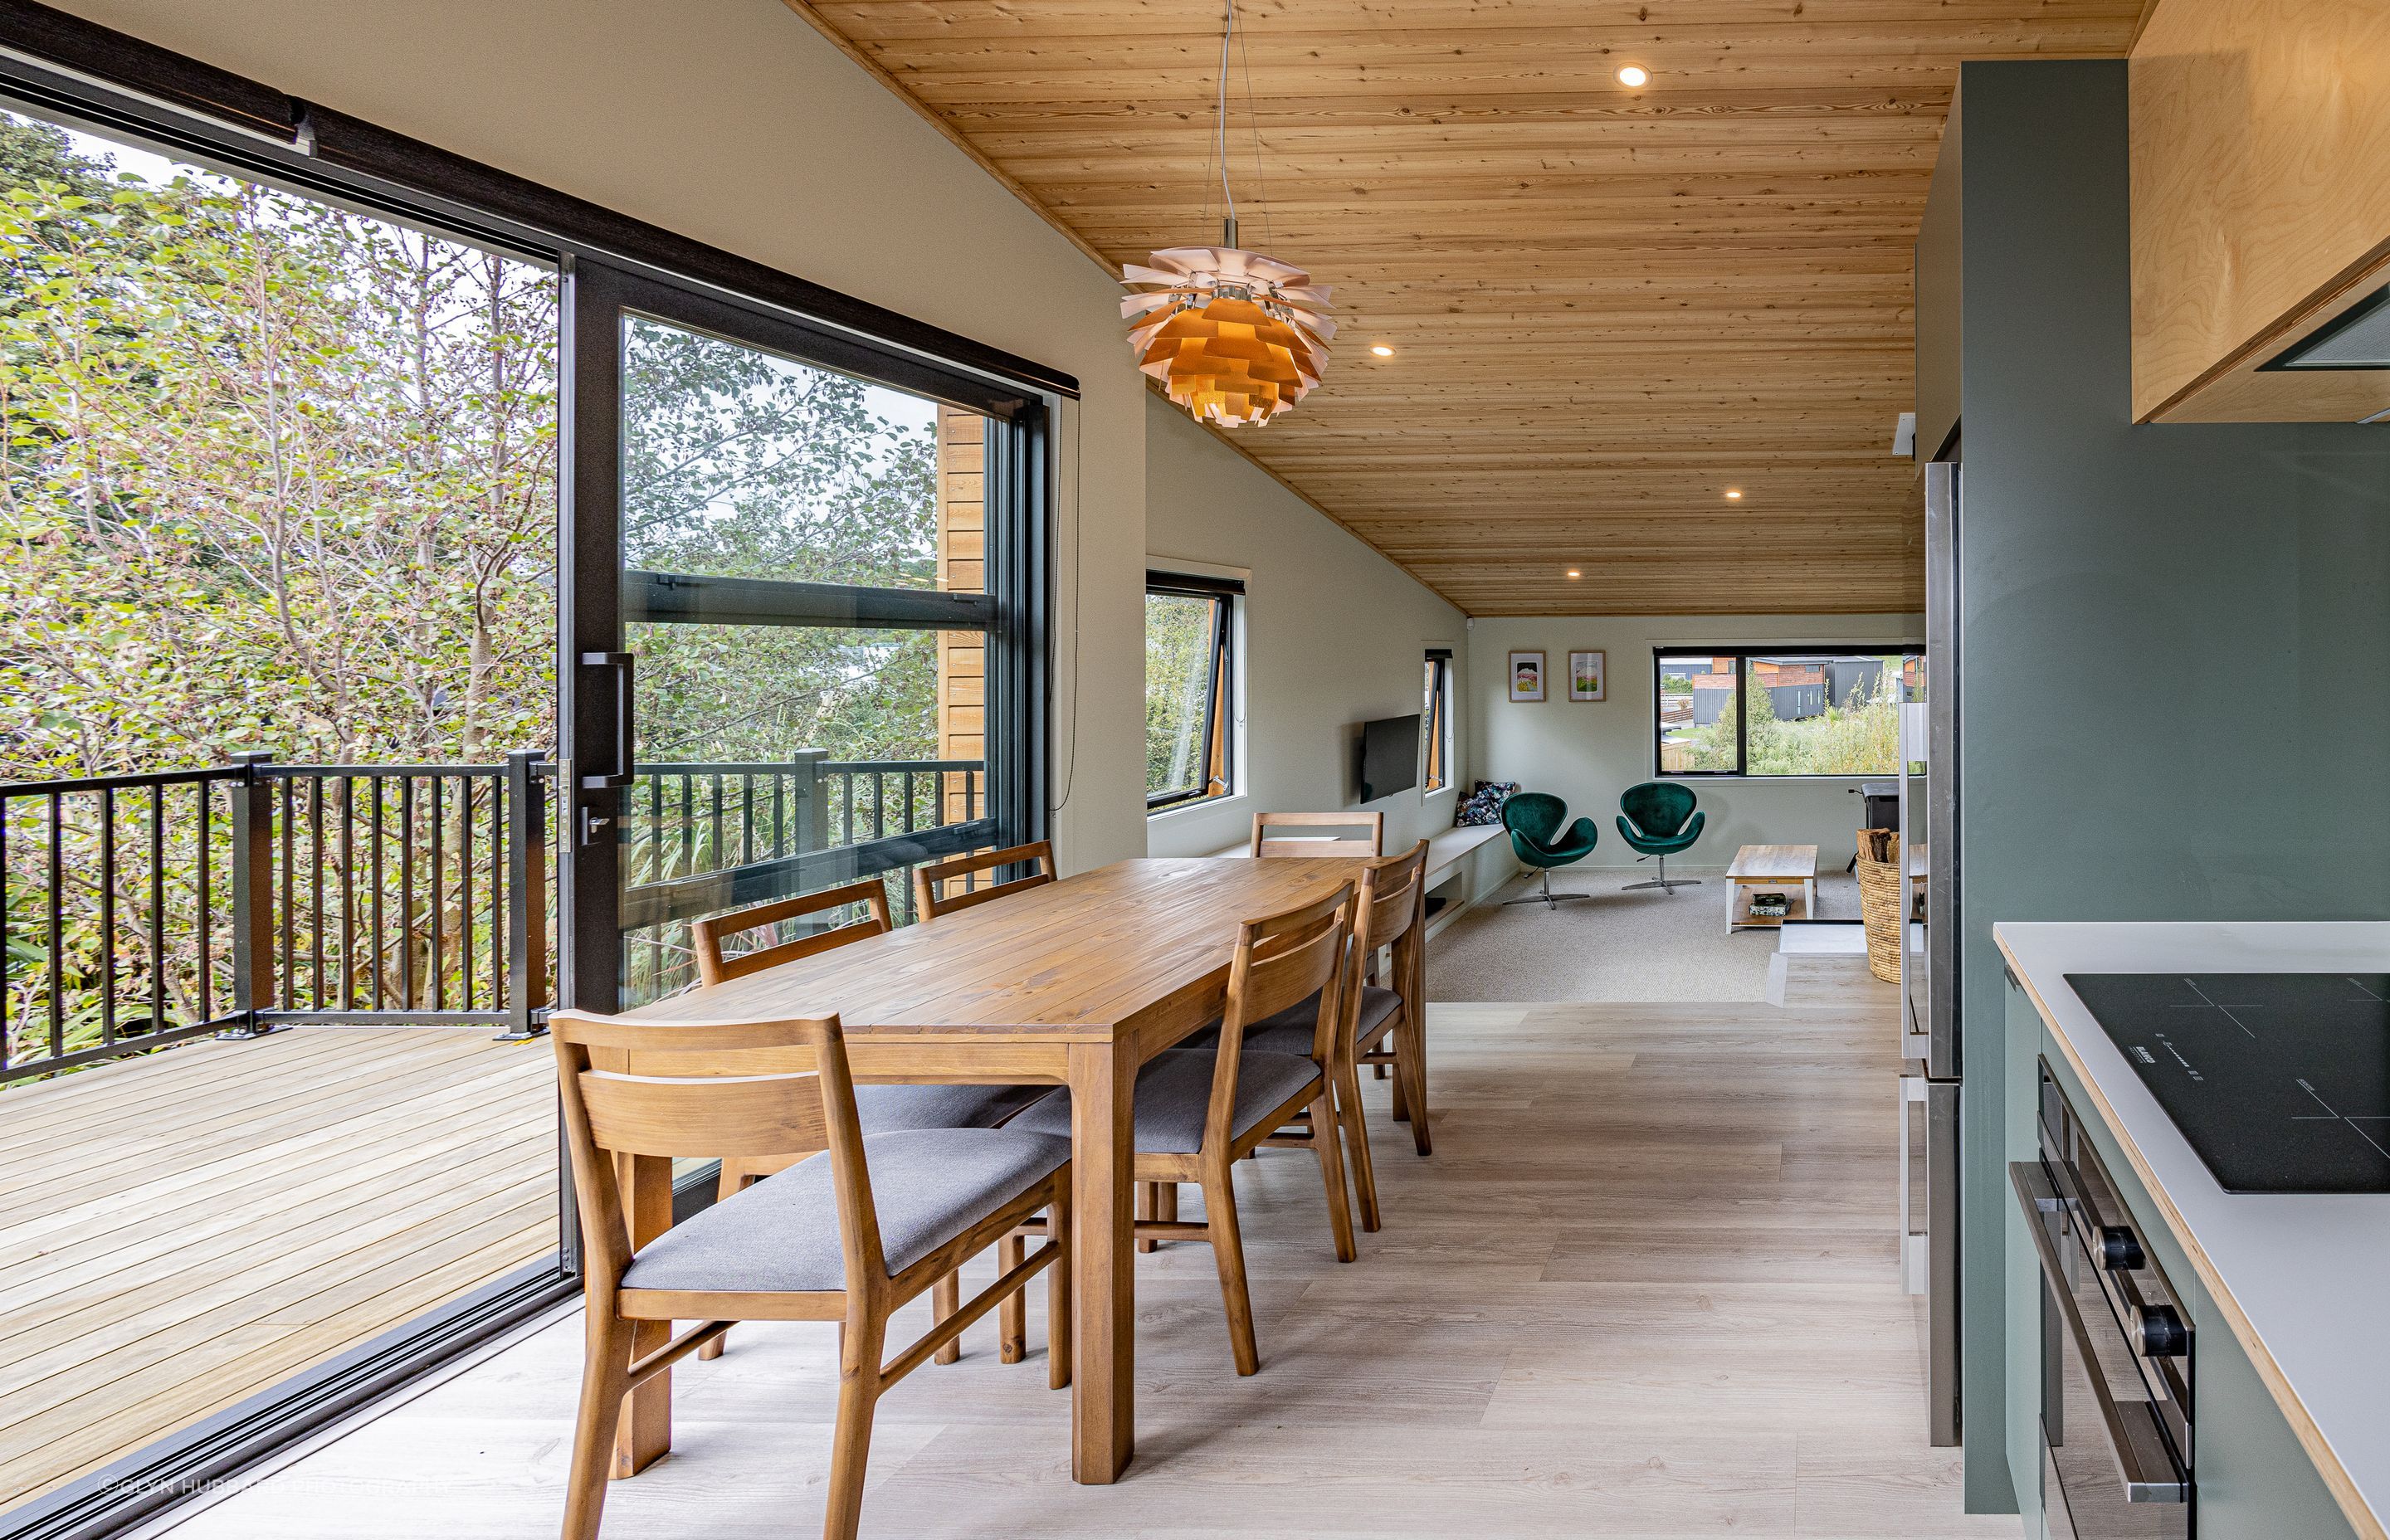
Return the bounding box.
[1427,865,1861,1003]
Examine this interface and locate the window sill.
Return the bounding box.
[1148,792,1246,825]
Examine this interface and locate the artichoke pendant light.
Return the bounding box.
[1122,1,1334,427]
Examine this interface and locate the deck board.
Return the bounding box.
[0,1029,556,1508]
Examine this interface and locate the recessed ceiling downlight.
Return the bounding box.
[1617,65,1649,87]
[1371,344,1395,357]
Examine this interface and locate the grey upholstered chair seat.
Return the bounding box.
[1010,1046,1320,1155]
[1241,984,1400,1058]
[855,1081,1051,1132]
[621,1128,1071,1294]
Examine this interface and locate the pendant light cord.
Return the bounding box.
[1215,0,1236,246]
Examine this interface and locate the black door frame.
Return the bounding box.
[559,260,1053,1015]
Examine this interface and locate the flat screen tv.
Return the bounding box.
[1358,714,1422,803]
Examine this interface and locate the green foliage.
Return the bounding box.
[1665,658,1905,776]
[1144,592,1216,797]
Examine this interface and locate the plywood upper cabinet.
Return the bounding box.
[2130,0,2390,422]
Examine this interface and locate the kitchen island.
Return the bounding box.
[1997,922,2390,1540]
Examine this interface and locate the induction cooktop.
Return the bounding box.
[2064,972,2390,1195]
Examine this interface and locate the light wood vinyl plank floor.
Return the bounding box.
[146,997,2013,1539]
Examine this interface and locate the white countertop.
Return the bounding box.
[1997,922,2390,1540]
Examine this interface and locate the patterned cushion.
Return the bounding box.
[1454,780,1519,826]
[621,1127,1070,1293]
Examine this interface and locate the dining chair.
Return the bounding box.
[913,838,1056,919]
[1246,840,1432,1230]
[687,875,1052,1362]
[1248,809,1383,860]
[547,1008,1071,1540]
[1011,882,1358,1375]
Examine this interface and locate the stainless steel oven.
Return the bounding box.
[2011,1059,2192,1538]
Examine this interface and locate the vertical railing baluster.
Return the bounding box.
[309,776,324,1010]
[399,775,416,1011]
[371,774,385,1011]
[45,791,61,1061]
[503,750,547,1040]
[429,775,445,1012]
[741,774,754,866]
[648,770,662,887]
[680,772,695,876]
[98,787,117,1047]
[461,777,476,1011]
[339,778,355,1011]
[872,772,885,841]
[148,787,165,1035]
[904,770,918,835]
[277,776,294,1011]
[197,780,212,1021]
[1,794,12,1073]
[773,773,786,857]
[710,774,724,874]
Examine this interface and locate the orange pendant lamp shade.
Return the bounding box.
[1122,246,1334,427]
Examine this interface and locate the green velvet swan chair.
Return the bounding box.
[1616,781,1705,894]
[1500,792,1599,909]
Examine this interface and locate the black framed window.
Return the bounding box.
[1144,571,1239,811]
[1655,647,1921,777]
[1422,648,1454,792]
[0,13,1068,1538]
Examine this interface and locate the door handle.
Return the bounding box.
[2010,1162,2189,1503]
[578,651,635,791]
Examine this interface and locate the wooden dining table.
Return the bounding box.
[607,854,1374,1485]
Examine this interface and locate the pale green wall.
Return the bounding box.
[1943,58,2390,1515]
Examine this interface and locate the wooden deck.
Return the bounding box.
[0,1027,558,1508]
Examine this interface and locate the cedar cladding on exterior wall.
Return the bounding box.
[936,406,987,826]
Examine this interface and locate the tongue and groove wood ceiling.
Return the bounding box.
[783,0,2152,616]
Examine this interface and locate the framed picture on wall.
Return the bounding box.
[1568,650,1606,701]
[1508,650,1547,702]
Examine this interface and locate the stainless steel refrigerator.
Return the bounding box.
[1899,459,1961,1446]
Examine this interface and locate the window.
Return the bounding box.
[1145,571,1240,811]
[1422,648,1454,792]
[1656,647,1921,777]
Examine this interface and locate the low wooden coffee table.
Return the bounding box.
[1727,843,1817,933]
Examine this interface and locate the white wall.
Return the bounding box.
[1467,614,1922,871]
[1141,397,1467,860]
[53,0,1154,870]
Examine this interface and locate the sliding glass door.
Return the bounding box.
[561,264,1047,1011]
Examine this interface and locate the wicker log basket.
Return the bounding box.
[1854,827,1905,983]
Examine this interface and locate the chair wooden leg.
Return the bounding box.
[1309,1087,1358,1264]
[1374,1062,1389,1079]
[1046,1193,1073,1391]
[931,1270,961,1365]
[562,1304,636,1540]
[1401,1018,1433,1157]
[1336,1060,1382,1233]
[1134,1181,1158,1255]
[822,1310,886,1540]
[997,1233,1027,1363]
[699,1167,748,1360]
[1155,1179,1178,1229]
[1199,1162,1261,1376]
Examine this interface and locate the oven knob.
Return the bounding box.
[2098,1226,2145,1271]
[2135,1304,2188,1358]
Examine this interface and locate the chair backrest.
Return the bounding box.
[912,839,1056,920]
[1501,791,1568,845]
[1357,840,1430,955]
[548,1009,880,1295]
[690,877,893,987]
[1249,810,1383,860]
[1209,881,1354,1140]
[1619,780,1697,837]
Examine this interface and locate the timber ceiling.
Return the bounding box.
[783,0,2152,616]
